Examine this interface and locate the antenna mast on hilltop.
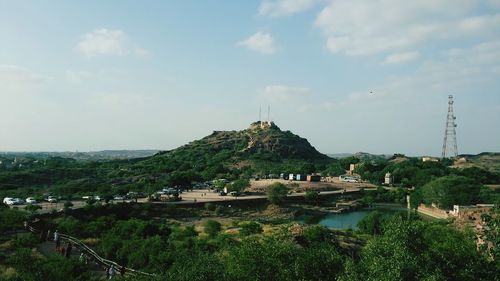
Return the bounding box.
[442,95,458,159]
[267,105,270,123]
[259,105,262,123]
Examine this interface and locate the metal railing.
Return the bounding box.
[27,223,155,278]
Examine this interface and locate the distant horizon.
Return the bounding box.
[2,147,498,159]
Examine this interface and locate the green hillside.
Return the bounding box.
[0,122,333,197]
[455,152,500,173]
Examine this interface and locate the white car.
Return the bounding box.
[26,197,37,204]
[47,196,58,203]
[3,198,24,205]
[113,195,125,200]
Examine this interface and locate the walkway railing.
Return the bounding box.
[26,223,155,278]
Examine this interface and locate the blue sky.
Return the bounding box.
[1,0,499,156]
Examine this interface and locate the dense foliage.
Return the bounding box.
[267,182,289,204]
[418,175,482,209]
[1,202,498,281]
[343,216,496,281]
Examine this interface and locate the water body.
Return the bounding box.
[297,207,409,230]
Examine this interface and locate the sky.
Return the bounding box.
[0,0,499,156]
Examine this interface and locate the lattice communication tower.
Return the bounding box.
[441,95,458,158]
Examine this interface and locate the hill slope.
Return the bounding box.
[162,121,328,161]
[454,152,500,173]
[138,121,332,179]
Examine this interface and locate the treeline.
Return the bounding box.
[354,157,499,187]
[2,204,498,281]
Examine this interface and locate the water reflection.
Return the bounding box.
[297,207,408,230]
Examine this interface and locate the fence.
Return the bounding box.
[26,223,155,278]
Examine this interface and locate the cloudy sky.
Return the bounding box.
[1,0,499,156]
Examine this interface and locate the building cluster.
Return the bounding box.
[278,173,321,182]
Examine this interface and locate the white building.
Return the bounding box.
[384,172,393,185]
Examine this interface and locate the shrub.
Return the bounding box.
[204,220,222,238]
[239,221,263,236]
[267,182,289,205]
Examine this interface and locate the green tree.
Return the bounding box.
[239,221,263,236]
[421,175,482,209]
[357,210,386,235]
[341,217,495,281]
[227,179,250,193]
[304,190,320,203]
[204,220,222,238]
[267,182,289,205]
[24,204,42,214]
[302,225,335,245]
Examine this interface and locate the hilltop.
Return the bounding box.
[0,121,334,197]
[139,121,332,180]
[160,121,328,161]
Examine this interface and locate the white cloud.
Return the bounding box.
[77,28,148,58]
[458,13,500,33]
[0,64,51,92]
[315,0,500,56]
[384,51,420,64]
[301,39,500,113]
[260,84,310,102]
[259,0,317,17]
[237,32,276,54]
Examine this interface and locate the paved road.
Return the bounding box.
[9,187,366,214]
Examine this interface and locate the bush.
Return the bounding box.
[304,190,319,202]
[204,220,222,238]
[12,233,39,248]
[421,175,482,209]
[357,210,386,235]
[267,182,289,205]
[239,221,263,236]
[303,225,335,245]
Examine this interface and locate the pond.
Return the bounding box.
[296,206,410,230]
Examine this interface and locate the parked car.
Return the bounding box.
[113,195,125,200]
[46,196,58,203]
[4,198,24,205]
[25,197,37,204]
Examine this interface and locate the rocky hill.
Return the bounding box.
[153,121,329,163]
[138,121,332,180]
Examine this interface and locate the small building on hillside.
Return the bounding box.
[384,172,393,185]
[347,163,358,175]
[422,156,439,162]
[296,174,307,181]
